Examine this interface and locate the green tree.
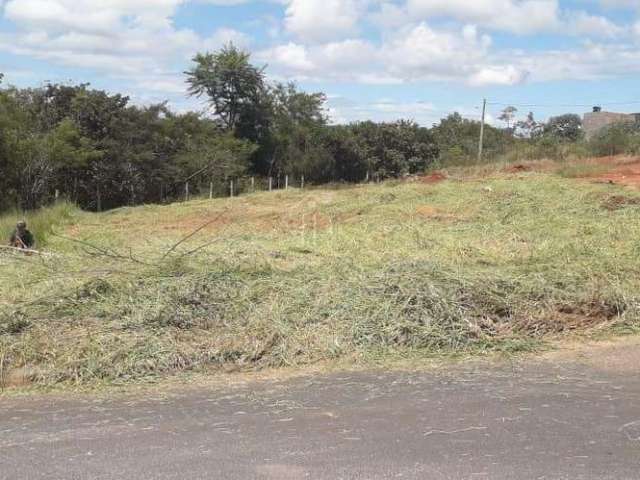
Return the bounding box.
[590,122,640,156]
[432,113,510,164]
[499,106,518,130]
[544,114,583,142]
[186,44,265,132]
[267,82,328,178]
[349,120,438,179]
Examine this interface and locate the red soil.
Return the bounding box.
[419,172,447,184]
[565,156,640,187]
[590,160,640,187]
[502,155,640,188]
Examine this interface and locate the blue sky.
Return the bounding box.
[1,0,640,126]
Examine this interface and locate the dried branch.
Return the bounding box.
[52,234,154,266]
[0,245,45,255]
[161,209,227,260]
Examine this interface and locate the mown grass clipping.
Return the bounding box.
[1,171,640,387]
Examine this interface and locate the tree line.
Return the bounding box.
[1,45,615,213]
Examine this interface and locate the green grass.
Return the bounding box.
[557,163,612,178]
[2,172,640,388]
[0,201,81,248]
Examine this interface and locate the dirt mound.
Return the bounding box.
[419,172,447,184]
[505,163,533,173]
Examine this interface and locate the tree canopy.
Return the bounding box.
[0,44,608,213]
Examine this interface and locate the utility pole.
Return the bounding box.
[478,98,487,163]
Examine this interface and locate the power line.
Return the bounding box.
[487,100,640,108]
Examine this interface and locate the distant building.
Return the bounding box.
[583,107,640,138]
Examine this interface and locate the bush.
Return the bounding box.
[590,122,640,157]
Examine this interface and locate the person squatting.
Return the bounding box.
[9,221,35,250]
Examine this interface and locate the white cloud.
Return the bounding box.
[469,65,529,86]
[380,23,521,84]
[567,11,625,38]
[259,23,528,87]
[325,96,485,125]
[509,40,640,82]
[203,27,251,50]
[369,2,410,29]
[4,0,183,33]
[261,42,315,72]
[284,0,367,42]
[2,0,640,115]
[0,0,253,96]
[372,0,629,39]
[406,0,561,34]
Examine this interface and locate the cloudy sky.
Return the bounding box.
[1,0,640,125]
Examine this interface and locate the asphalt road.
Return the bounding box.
[2,339,640,480]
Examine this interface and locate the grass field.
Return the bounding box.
[2,159,640,388]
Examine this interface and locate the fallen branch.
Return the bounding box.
[161,209,227,260]
[0,245,45,255]
[52,234,154,266]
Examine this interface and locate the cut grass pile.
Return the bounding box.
[1,171,640,387]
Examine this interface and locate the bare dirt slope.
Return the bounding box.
[587,157,640,187]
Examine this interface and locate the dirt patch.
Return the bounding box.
[1,367,37,389]
[570,156,640,187]
[505,163,533,173]
[514,299,624,337]
[415,205,460,222]
[541,335,640,374]
[601,194,640,211]
[419,172,447,184]
[593,170,640,187]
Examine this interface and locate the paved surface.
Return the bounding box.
[2,340,640,480]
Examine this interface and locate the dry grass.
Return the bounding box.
[2,164,640,389]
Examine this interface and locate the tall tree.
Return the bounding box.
[185,44,265,132]
[544,114,583,142]
[268,82,328,177]
[499,106,518,130]
[514,111,540,138]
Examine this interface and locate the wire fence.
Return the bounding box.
[180,174,313,202]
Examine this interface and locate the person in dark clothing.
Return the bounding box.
[9,221,35,250]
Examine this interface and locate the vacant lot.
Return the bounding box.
[2,157,640,388]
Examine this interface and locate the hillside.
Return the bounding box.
[2,160,640,388]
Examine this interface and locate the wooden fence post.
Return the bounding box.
[209,181,213,199]
[185,182,189,202]
[251,176,255,192]
[230,179,234,197]
[269,177,273,191]
[285,175,289,190]
[301,175,305,189]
